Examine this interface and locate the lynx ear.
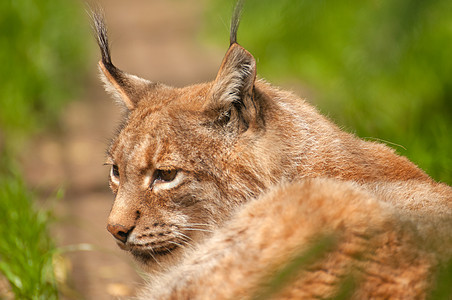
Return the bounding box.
[205,0,258,130]
[206,43,257,130]
[92,8,153,110]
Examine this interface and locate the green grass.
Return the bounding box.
[252,235,338,300]
[251,233,452,299]
[0,0,89,298]
[429,258,452,300]
[205,0,452,185]
[0,167,58,299]
[0,0,89,138]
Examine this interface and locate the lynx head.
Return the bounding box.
[92,2,300,267]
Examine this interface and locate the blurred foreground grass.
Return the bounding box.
[0,0,89,298]
[206,0,452,185]
[252,234,452,299]
[0,164,58,299]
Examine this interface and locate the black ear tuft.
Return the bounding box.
[230,0,245,46]
[88,4,155,110]
[88,4,116,73]
[204,0,260,132]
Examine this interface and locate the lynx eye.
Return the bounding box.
[155,169,177,182]
[151,169,184,192]
[110,165,120,185]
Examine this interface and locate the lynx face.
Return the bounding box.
[92,9,289,265]
[105,84,263,264]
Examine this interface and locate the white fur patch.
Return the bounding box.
[153,172,186,193]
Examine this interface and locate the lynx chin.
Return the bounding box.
[91,2,451,299]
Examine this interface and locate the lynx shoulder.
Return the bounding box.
[91,3,452,299]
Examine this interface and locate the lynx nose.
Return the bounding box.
[107,224,134,243]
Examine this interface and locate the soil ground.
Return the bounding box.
[22,1,224,298]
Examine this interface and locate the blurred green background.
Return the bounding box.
[0,0,88,298]
[206,0,452,185]
[0,0,451,298]
[0,0,88,138]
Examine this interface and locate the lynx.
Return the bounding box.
[92,2,451,299]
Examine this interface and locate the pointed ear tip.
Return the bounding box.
[229,43,255,62]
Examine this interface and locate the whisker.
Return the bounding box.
[175,235,194,247]
[168,240,183,247]
[183,223,215,228]
[162,245,172,252]
[175,232,194,242]
[168,240,187,250]
[182,228,214,233]
[169,239,194,251]
[147,249,163,268]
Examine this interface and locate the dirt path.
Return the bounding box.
[23,1,224,298]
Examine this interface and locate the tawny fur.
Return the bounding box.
[91,4,452,299]
[141,179,444,299]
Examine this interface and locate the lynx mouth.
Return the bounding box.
[147,245,178,256]
[119,241,180,258]
[130,244,180,264]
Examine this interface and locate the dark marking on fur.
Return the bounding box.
[230,0,245,46]
[89,6,118,75]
